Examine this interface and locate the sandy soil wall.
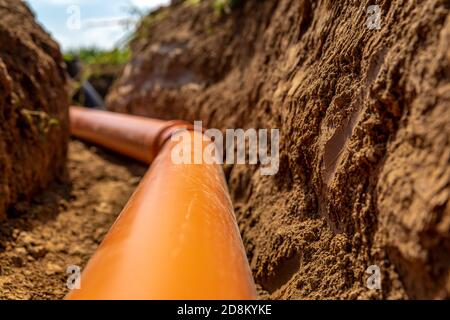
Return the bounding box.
[107,0,450,299]
[0,1,69,220]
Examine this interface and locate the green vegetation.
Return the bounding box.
[20,109,60,141]
[130,8,169,44]
[179,0,242,15]
[185,0,202,5]
[213,0,240,15]
[64,47,130,66]
[63,47,130,105]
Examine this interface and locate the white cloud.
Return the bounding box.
[36,0,91,4]
[25,0,170,50]
[130,0,170,10]
[34,0,169,9]
[57,25,129,50]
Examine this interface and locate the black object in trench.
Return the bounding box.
[65,57,105,109]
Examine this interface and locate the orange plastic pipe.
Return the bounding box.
[69,106,192,164]
[66,106,257,300]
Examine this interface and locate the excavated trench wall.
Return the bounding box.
[107,0,450,299]
[0,1,69,220]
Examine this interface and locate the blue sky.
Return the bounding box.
[25,0,170,51]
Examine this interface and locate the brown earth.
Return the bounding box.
[0,140,146,299]
[0,0,69,220]
[107,0,450,299]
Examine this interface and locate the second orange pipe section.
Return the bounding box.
[69,106,193,164]
[66,106,257,300]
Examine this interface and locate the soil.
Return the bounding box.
[0,0,69,220]
[0,0,449,300]
[0,140,146,299]
[107,0,450,299]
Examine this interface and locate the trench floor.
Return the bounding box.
[0,140,146,299]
